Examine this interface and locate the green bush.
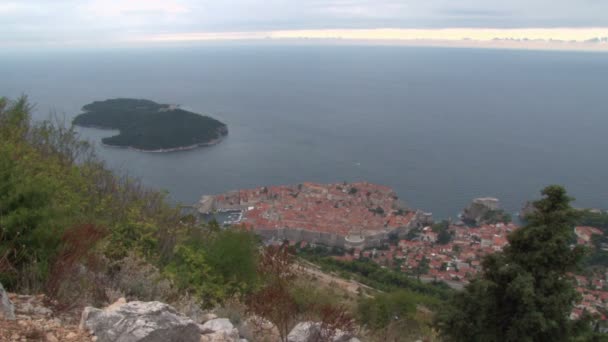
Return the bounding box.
[164,227,259,307]
[0,96,259,307]
[358,290,439,330]
[164,239,219,302]
[298,254,452,300]
[0,100,74,289]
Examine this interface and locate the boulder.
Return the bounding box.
[200,313,218,324]
[0,282,15,320]
[287,322,321,342]
[19,296,53,316]
[199,318,240,342]
[80,299,201,342]
[199,333,240,342]
[200,318,235,333]
[238,315,280,342]
[287,322,356,342]
[173,294,207,323]
[331,330,356,342]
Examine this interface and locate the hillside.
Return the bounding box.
[2,96,448,341]
[2,95,607,341]
[73,98,228,151]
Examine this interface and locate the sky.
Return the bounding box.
[1,0,608,48]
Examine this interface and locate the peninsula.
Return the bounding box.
[198,182,434,249]
[73,98,228,152]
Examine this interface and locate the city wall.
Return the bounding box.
[253,209,433,249]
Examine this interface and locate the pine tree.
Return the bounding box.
[438,186,590,341]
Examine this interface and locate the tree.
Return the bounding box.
[1,95,259,306]
[0,97,65,288]
[318,304,356,342]
[164,227,259,307]
[405,227,421,241]
[414,256,430,280]
[437,229,452,245]
[358,290,440,340]
[163,239,218,303]
[204,228,259,296]
[433,220,453,245]
[480,209,512,224]
[438,186,589,341]
[431,220,449,233]
[577,210,608,231]
[248,243,298,342]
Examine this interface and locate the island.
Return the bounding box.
[72,98,228,152]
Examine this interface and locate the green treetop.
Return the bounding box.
[438,185,591,342]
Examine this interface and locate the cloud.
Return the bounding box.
[2,0,608,47]
[0,3,29,14]
[438,8,514,18]
[79,0,190,18]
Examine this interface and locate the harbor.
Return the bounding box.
[200,209,244,226]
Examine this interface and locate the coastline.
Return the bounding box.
[101,135,226,153]
[74,123,227,153]
[74,124,118,131]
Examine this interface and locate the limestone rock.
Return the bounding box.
[200,313,218,324]
[80,300,201,342]
[238,316,280,342]
[0,282,15,320]
[287,322,321,342]
[200,318,235,333]
[104,297,127,311]
[19,298,53,316]
[173,294,207,323]
[199,332,240,342]
[199,318,240,342]
[45,332,59,342]
[287,322,355,342]
[331,330,356,342]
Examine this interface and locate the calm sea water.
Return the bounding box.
[2,45,607,218]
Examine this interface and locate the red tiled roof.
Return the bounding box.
[215,182,411,236]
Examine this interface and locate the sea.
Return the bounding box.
[2,44,607,219]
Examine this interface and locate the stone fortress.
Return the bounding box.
[198,182,433,249]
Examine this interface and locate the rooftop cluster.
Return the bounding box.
[333,221,608,321]
[213,182,413,235]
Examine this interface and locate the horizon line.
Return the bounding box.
[4,27,608,53]
[138,27,608,42]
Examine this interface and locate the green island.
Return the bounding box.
[72,98,228,152]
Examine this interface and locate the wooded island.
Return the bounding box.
[73,98,227,151]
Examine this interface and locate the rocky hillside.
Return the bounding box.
[1,282,362,342]
[0,285,92,341]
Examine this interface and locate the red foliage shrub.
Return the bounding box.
[46,223,107,309]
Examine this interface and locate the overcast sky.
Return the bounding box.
[2,0,608,46]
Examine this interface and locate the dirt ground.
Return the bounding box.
[0,293,93,342]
